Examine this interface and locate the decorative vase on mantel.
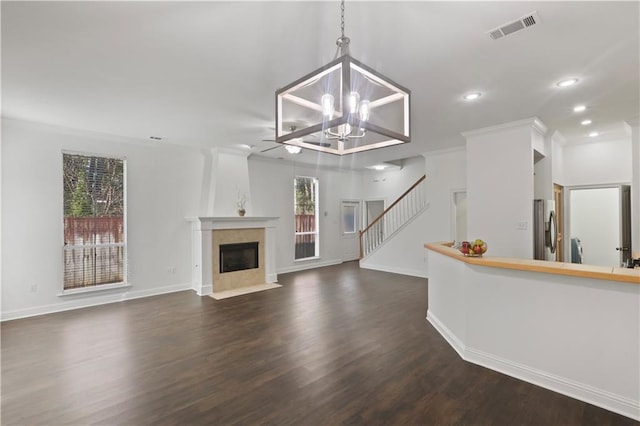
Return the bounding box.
[238,209,246,217]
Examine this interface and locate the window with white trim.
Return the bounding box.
[63,153,126,290]
[294,176,319,260]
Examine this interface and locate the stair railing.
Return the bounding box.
[359,174,427,259]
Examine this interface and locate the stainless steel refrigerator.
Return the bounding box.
[533,199,558,261]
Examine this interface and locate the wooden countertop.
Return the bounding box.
[424,242,640,285]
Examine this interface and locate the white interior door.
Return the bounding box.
[568,186,622,267]
[341,200,360,261]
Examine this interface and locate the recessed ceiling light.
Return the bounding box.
[237,144,254,150]
[581,119,592,126]
[573,105,587,112]
[285,145,302,154]
[372,164,388,171]
[463,92,482,101]
[556,78,578,87]
[588,131,599,137]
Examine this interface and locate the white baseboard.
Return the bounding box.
[426,310,466,359]
[1,282,192,322]
[360,261,428,278]
[266,273,278,283]
[195,284,213,296]
[277,258,342,274]
[427,311,640,422]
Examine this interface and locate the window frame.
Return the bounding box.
[60,150,128,295]
[294,175,320,261]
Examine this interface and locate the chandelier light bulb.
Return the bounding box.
[348,91,360,114]
[321,94,335,117]
[359,100,370,121]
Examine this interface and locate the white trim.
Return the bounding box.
[293,255,321,263]
[422,145,466,157]
[277,258,342,274]
[58,282,130,296]
[426,311,640,422]
[2,282,192,322]
[359,261,428,278]
[466,347,640,422]
[426,310,466,358]
[196,284,213,296]
[461,117,548,138]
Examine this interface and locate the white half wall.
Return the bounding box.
[427,248,640,421]
[1,119,205,320]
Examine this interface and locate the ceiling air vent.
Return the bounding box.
[488,11,541,40]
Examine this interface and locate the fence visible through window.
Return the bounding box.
[63,153,125,290]
[294,176,319,260]
[295,214,316,259]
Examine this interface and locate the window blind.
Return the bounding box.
[63,153,125,290]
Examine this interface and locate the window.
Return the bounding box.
[294,176,319,260]
[341,201,359,234]
[63,153,126,290]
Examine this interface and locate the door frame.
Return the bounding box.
[553,183,564,262]
[565,183,632,266]
[450,188,467,243]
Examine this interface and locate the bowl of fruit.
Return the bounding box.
[459,239,487,257]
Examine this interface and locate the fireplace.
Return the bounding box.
[187,216,278,296]
[220,242,259,273]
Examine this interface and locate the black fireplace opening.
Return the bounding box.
[220,242,259,273]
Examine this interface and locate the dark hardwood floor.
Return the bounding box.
[1,262,636,425]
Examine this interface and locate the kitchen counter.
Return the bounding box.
[424,241,640,421]
[424,242,640,284]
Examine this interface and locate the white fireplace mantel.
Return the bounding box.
[187,216,279,295]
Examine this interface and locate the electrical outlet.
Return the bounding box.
[167,267,176,274]
[30,283,38,292]
[517,221,528,230]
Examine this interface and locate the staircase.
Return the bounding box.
[359,174,427,259]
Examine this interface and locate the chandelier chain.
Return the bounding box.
[340,0,345,39]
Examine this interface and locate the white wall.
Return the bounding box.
[629,122,640,256]
[248,156,362,273]
[1,119,205,320]
[358,156,431,277]
[464,119,542,259]
[560,137,632,187]
[212,150,252,216]
[551,131,566,186]
[360,156,426,203]
[359,150,467,278]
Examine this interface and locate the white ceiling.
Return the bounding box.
[2,1,639,169]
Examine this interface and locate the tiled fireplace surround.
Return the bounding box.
[188,217,278,295]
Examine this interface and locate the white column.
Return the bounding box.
[462,118,547,259]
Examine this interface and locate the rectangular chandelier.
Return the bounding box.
[275,2,410,156]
